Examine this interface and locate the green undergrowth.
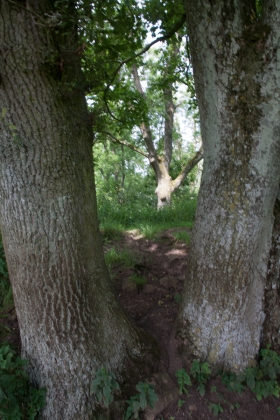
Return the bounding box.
[91,367,158,419]
[104,247,138,269]
[98,189,197,233]
[175,348,280,416]
[101,220,193,243]
[0,345,46,420]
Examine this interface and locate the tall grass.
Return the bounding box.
[98,188,198,233]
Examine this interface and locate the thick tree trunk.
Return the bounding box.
[176,0,280,372]
[262,193,280,352]
[0,2,158,418]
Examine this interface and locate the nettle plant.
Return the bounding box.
[222,347,280,401]
[125,382,158,420]
[176,360,211,398]
[175,348,280,417]
[91,368,158,419]
[0,345,46,420]
[91,367,120,408]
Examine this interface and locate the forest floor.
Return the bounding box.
[1,227,280,419]
[105,227,280,420]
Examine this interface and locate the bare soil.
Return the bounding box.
[1,227,280,419]
[106,228,280,420]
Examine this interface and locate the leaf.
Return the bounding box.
[198,383,205,397]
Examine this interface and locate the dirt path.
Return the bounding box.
[108,228,280,420]
[1,228,280,419]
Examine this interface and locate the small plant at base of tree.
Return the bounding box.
[175,368,192,395]
[209,402,223,416]
[173,293,181,304]
[222,347,280,401]
[0,345,46,419]
[125,382,158,420]
[91,367,120,408]
[190,359,211,397]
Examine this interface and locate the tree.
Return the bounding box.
[84,0,202,209]
[176,0,280,372]
[0,1,158,418]
[130,48,203,209]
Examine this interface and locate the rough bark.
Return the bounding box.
[131,64,203,209]
[262,193,280,352]
[0,2,158,419]
[176,0,280,372]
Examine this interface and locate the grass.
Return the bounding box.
[173,231,191,245]
[104,247,139,269]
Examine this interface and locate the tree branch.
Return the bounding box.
[172,148,204,191]
[103,13,186,121]
[99,131,149,158]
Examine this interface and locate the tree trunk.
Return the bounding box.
[0,2,158,418]
[261,192,280,352]
[176,0,280,372]
[131,64,203,209]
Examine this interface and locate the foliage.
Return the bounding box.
[129,274,147,293]
[209,402,223,416]
[173,231,191,245]
[173,293,182,304]
[222,347,280,401]
[175,368,191,395]
[104,247,138,270]
[91,367,120,409]
[0,345,46,420]
[176,360,211,398]
[190,360,211,397]
[125,382,158,420]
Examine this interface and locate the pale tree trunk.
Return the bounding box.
[131,64,203,209]
[0,2,158,419]
[176,0,280,372]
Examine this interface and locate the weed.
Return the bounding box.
[230,402,240,411]
[173,293,182,304]
[105,247,138,270]
[209,402,223,416]
[190,360,211,397]
[222,347,280,401]
[0,345,46,419]
[129,274,147,293]
[178,399,185,408]
[91,367,120,408]
[125,382,158,420]
[175,368,192,395]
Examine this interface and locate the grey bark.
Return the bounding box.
[176,0,280,372]
[0,2,158,419]
[131,64,203,209]
[261,195,280,352]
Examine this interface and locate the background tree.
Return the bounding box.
[0,1,159,418]
[130,42,203,208]
[176,0,280,372]
[85,0,202,209]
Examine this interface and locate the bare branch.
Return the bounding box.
[172,148,203,191]
[99,131,149,158]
